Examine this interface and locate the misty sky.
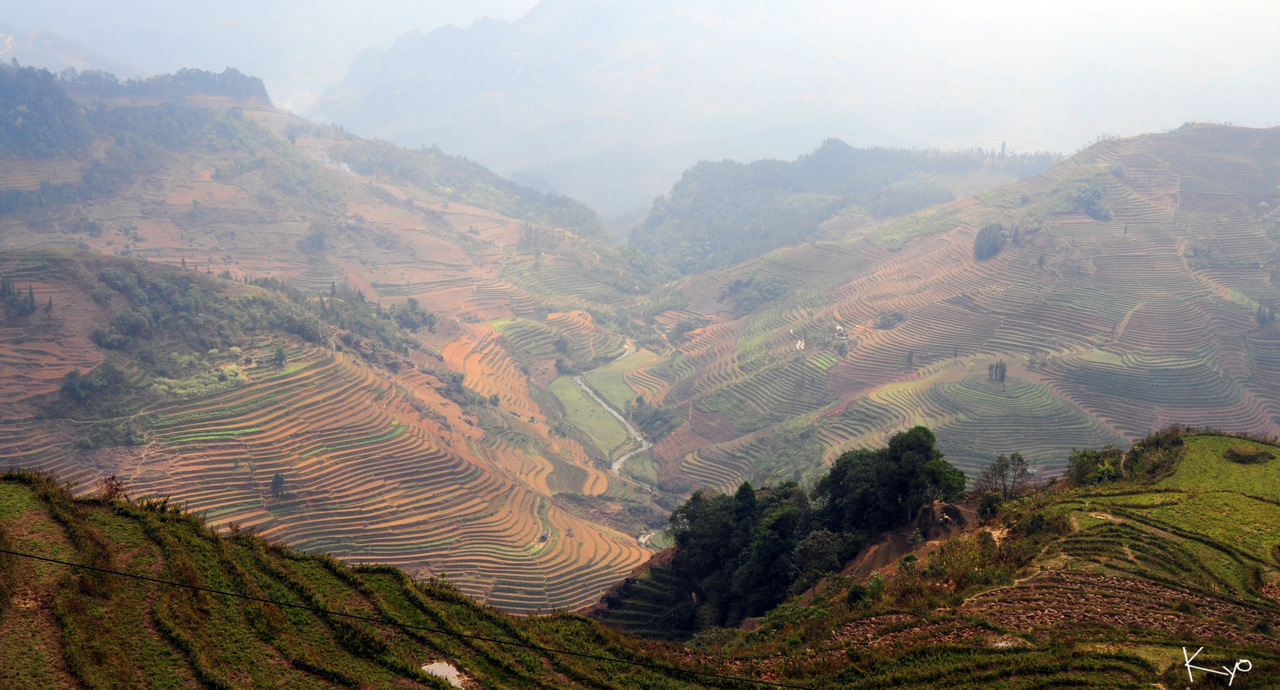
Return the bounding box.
[2,1,538,110]
[4,0,1280,211]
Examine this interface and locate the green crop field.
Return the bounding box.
[1158,434,1280,500]
[583,370,637,410]
[548,376,636,460]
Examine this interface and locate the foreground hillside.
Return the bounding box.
[0,469,712,689]
[611,124,1280,494]
[595,430,1280,686]
[4,430,1278,688]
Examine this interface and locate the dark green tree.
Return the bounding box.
[270,471,285,498]
[973,223,1007,260]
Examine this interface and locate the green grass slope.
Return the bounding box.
[0,470,749,689]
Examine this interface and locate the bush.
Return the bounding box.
[874,310,907,330]
[1224,444,1273,464]
[977,492,1004,522]
[1066,444,1123,485]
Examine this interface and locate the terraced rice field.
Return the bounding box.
[601,125,1280,490]
[0,158,82,190]
[0,346,647,613]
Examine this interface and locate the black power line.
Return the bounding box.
[0,547,809,689]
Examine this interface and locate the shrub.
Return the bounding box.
[977,492,1004,522]
[1224,444,1273,464]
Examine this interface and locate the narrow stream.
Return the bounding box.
[571,370,651,474]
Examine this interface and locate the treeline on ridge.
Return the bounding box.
[0,65,317,218]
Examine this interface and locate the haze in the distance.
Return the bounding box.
[5,0,1279,216]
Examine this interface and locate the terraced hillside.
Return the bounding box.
[0,69,679,610]
[594,432,1280,687]
[6,432,1279,688]
[0,250,650,614]
[0,469,748,688]
[607,124,1280,492]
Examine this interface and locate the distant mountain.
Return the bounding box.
[0,24,145,79]
[631,139,1060,274]
[308,0,1280,219]
[308,0,905,216]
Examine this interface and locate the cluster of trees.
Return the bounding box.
[658,427,965,631]
[1055,177,1113,220]
[1067,425,1187,485]
[0,64,93,157]
[390,297,436,333]
[729,276,792,315]
[973,223,1008,260]
[242,277,425,368]
[53,259,441,425]
[974,453,1030,499]
[331,139,604,237]
[0,275,39,317]
[90,267,325,357]
[875,310,907,329]
[987,360,1007,382]
[60,67,270,103]
[666,317,704,344]
[631,139,1059,274]
[60,362,129,407]
[627,396,681,442]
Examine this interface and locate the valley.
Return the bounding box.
[3,65,1280,635]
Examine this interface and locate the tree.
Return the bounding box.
[1066,444,1123,485]
[814,426,964,533]
[974,452,1031,499]
[974,223,1007,260]
[987,360,1007,383]
[789,529,841,592]
[274,345,287,365]
[270,471,285,498]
